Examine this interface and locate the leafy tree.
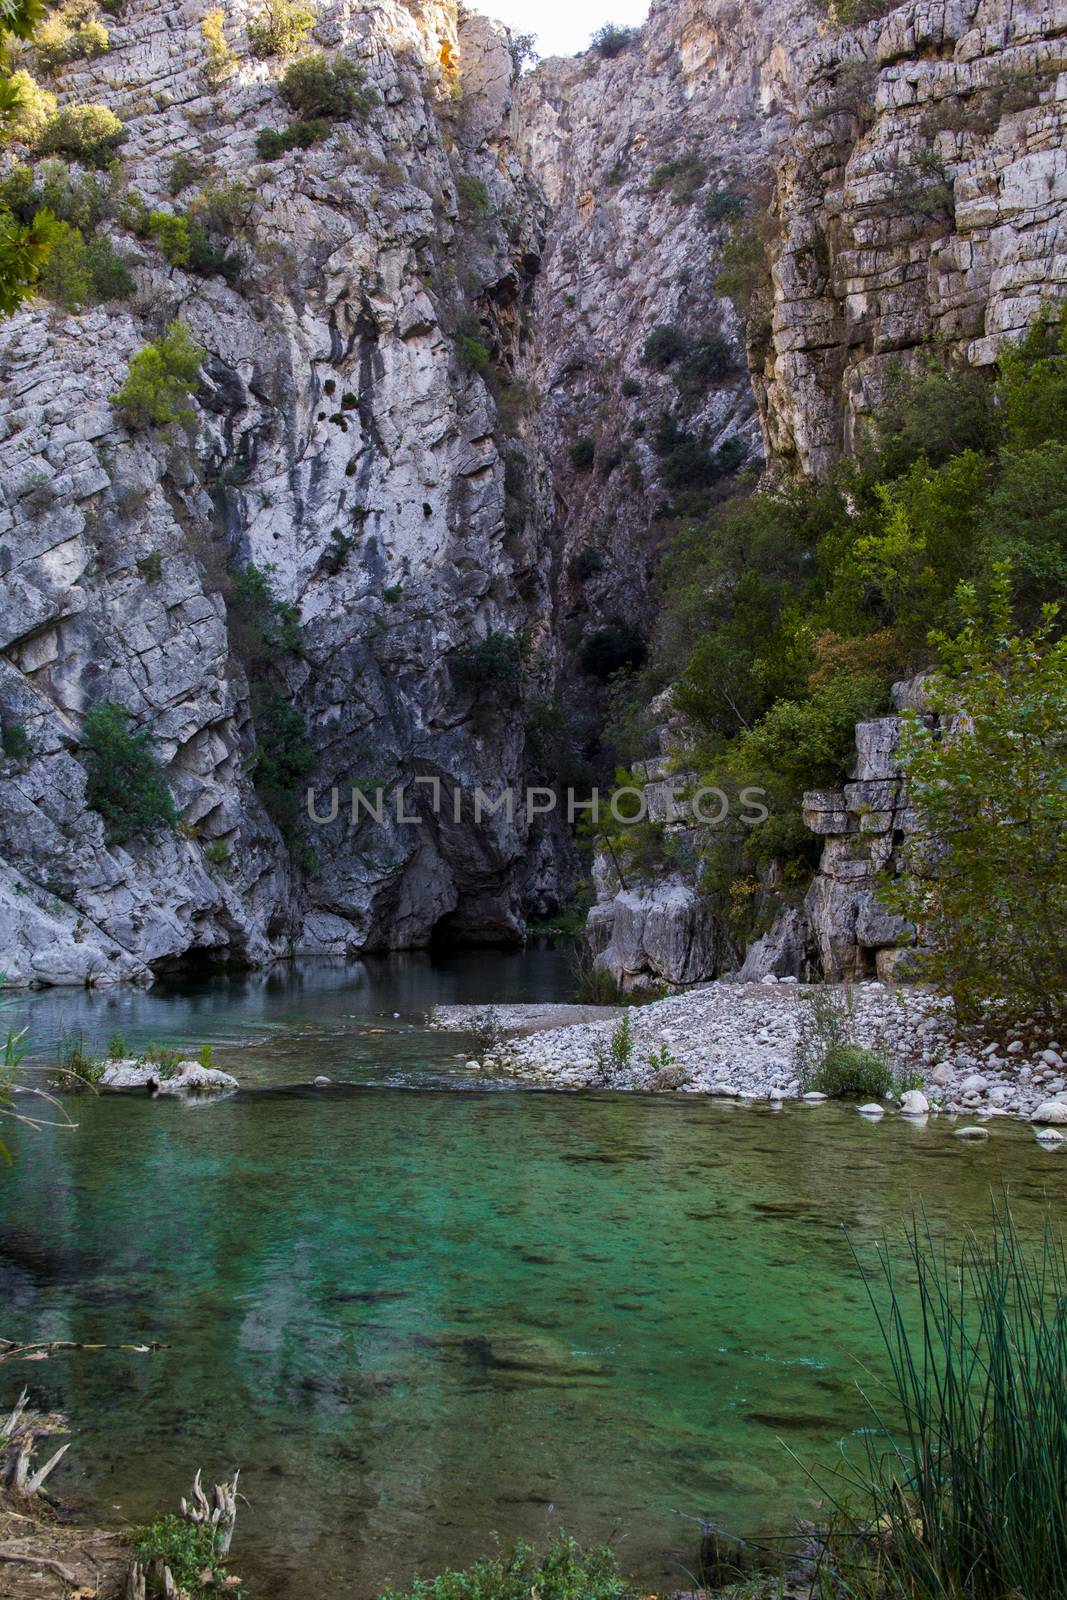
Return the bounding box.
[278,50,377,120]
[80,703,179,845]
[590,22,636,57]
[200,8,236,86]
[112,321,204,431]
[35,102,126,166]
[0,68,57,145]
[247,0,316,58]
[882,566,1067,1023]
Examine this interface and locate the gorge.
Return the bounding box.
[2,0,1063,989]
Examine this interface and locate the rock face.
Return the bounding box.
[1,0,564,982]
[2,0,1064,985]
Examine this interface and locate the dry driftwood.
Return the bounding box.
[0,1337,167,1366]
[181,1468,240,1556]
[0,1390,70,1496]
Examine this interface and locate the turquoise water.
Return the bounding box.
[1,956,1065,1598]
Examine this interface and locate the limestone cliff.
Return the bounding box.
[0,0,1064,986]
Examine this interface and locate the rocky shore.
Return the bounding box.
[433,981,1067,1132]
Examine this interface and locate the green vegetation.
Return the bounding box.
[883,567,1067,1023]
[256,118,330,159]
[135,1515,234,1600]
[201,8,236,87]
[35,217,132,308]
[36,102,126,166]
[168,153,205,196]
[456,174,490,222]
[593,1012,633,1080]
[830,1202,1067,1600]
[568,434,595,469]
[0,3,59,315]
[455,330,490,372]
[624,306,1067,889]
[589,22,637,58]
[225,564,313,854]
[642,323,687,369]
[247,0,316,58]
[0,68,58,147]
[278,50,377,121]
[794,987,901,1099]
[648,153,705,204]
[451,631,524,697]
[380,1534,625,1600]
[112,321,204,431]
[1,719,30,760]
[580,623,646,680]
[702,187,744,224]
[34,5,110,73]
[80,702,179,845]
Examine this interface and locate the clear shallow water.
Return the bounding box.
[2,956,1066,1599]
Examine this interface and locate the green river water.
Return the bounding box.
[1,952,1064,1598]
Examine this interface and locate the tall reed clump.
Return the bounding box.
[835,1201,1067,1599]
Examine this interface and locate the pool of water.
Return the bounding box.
[1,956,1065,1598]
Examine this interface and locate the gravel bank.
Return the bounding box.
[433,980,1067,1131]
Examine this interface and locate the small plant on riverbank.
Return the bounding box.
[107,1030,127,1059]
[56,1030,103,1087]
[593,1012,633,1081]
[135,1514,233,1599]
[826,1201,1067,1600]
[794,987,897,1099]
[379,1532,626,1600]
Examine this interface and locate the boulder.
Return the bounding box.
[1031,1100,1067,1125]
[899,1089,930,1117]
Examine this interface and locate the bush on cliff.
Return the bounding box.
[247,0,316,58]
[278,51,377,121]
[81,703,179,845]
[112,321,204,431]
[35,103,126,167]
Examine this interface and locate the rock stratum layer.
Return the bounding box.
[0,0,1063,984]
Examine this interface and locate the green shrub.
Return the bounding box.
[568,545,604,583]
[148,209,190,266]
[642,323,688,369]
[702,187,744,223]
[137,550,162,581]
[107,1030,127,1059]
[1,720,30,760]
[380,1535,625,1600]
[455,331,490,371]
[648,153,705,204]
[34,10,110,73]
[201,8,236,87]
[247,0,316,58]
[579,623,646,679]
[35,217,91,307]
[451,631,523,696]
[593,1012,633,1081]
[568,434,595,469]
[36,220,131,308]
[590,22,637,57]
[250,691,314,842]
[794,986,896,1098]
[0,70,58,147]
[36,103,126,166]
[255,118,330,158]
[168,153,206,196]
[811,1043,894,1099]
[278,50,377,121]
[135,1515,227,1599]
[673,331,735,395]
[882,567,1067,1023]
[229,562,303,656]
[80,703,179,845]
[456,173,490,221]
[112,321,204,432]
[620,375,641,397]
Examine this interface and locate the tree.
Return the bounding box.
[0,3,59,312]
[112,321,205,431]
[80,702,179,845]
[882,565,1067,1023]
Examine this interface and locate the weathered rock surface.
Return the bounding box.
[2,0,1064,984]
[99,1056,238,1092]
